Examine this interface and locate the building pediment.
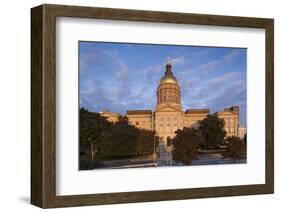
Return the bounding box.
[156,105,182,112]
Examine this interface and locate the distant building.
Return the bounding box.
[99,110,119,123]
[100,62,244,144]
[127,110,153,130]
[238,127,247,139]
[217,106,240,137]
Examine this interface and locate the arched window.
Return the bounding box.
[136,121,139,125]
[167,137,171,146]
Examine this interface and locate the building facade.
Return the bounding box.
[238,127,247,139]
[100,62,243,144]
[99,110,119,123]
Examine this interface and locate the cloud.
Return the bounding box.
[170,56,185,65]
[80,53,98,71]
[144,55,186,74]
[79,49,134,113]
[224,49,241,61]
[199,59,221,71]
[80,49,120,71]
[79,43,246,124]
[143,64,163,73]
[182,49,243,74]
[116,68,128,78]
[208,72,241,85]
[181,70,246,124]
[196,79,246,124]
[80,49,158,115]
[178,59,220,75]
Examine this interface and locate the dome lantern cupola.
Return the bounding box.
[159,62,179,85]
[156,60,181,107]
[165,63,172,76]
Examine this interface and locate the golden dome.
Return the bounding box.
[159,63,179,85]
[159,75,179,85]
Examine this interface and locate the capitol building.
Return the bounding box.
[100,61,245,144]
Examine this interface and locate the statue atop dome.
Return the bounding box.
[166,56,172,65]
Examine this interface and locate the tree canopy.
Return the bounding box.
[80,109,246,168]
[222,136,246,162]
[198,114,226,150]
[79,108,155,161]
[172,127,199,165]
[79,108,111,149]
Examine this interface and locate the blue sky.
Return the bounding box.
[79,42,247,126]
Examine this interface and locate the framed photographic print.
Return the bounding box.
[31,4,274,208]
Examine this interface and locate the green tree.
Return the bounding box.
[222,136,246,163]
[79,109,155,164]
[98,117,138,157]
[136,129,155,155]
[79,108,110,157]
[198,113,226,150]
[172,127,199,165]
[244,133,247,148]
[97,115,155,158]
